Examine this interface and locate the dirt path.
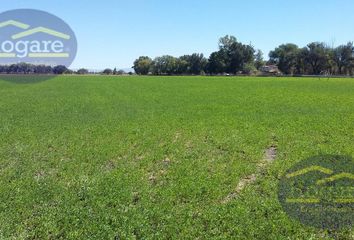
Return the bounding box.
[221,144,277,204]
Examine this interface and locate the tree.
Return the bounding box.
[152,55,178,75]
[53,65,68,74]
[116,69,126,75]
[180,53,208,74]
[254,50,265,70]
[331,42,354,75]
[9,62,33,74]
[113,67,117,75]
[218,35,237,50]
[175,58,189,74]
[218,35,255,74]
[34,65,52,74]
[133,56,153,75]
[269,44,300,74]
[302,42,331,75]
[0,63,73,74]
[207,51,227,74]
[102,68,113,75]
[77,68,89,75]
[129,36,352,76]
[243,62,257,75]
[64,69,74,74]
[350,61,354,76]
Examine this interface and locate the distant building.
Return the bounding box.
[260,65,281,75]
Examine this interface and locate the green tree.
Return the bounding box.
[53,65,68,74]
[116,69,126,75]
[254,50,265,70]
[302,42,331,75]
[77,68,89,75]
[218,35,237,50]
[175,58,189,74]
[269,44,300,74]
[331,42,354,75]
[243,62,257,75]
[207,51,227,74]
[133,56,153,75]
[102,68,113,75]
[152,55,178,75]
[218,35,255,74]
[180,53,208,75]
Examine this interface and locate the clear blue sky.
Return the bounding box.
[1,0,354,69]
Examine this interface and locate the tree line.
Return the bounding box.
[1,36,353,76]
[0,64,130,75]
[0,63,70,74]
[133,35,354,76]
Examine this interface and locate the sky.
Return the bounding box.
[1,0,354,70]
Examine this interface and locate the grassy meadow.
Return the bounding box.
[0,75,353,239]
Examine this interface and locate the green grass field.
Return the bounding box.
[0,75,353,239]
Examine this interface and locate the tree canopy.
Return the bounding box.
[133,35,258,75]
[133,35,354,76]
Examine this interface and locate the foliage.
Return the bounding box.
[131,36,354,76]
[179,53,208,75]
[242,62,257,75]
[302,42,331,75]
[133,56,153,75]
[269,42,354,75]
[217,35,255,74]
[0,63,67,74]
[254,50,265,70]
[102,68,113,75]
[269,44,300,74]
[133,35,256,75]
[331,42,354,75]
[77,68,89,75]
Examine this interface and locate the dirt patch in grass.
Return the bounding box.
[264,145,277,162]
[222,144,277,204]
[148,157,171,185]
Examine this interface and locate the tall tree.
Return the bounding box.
[180,53,208,75]
[102,68,113,75]
[152,55,178,75]
[53,65,68,74]
[302,42,331,75]
[77,68,89,75]
[218,35,237,50]
[269,44,300,74]
[207,51,227,74]
[254,50,265,70]
[331,42,354,75]
[133,56,153,75]
[175,58,189,74]
[218,35,255,74]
